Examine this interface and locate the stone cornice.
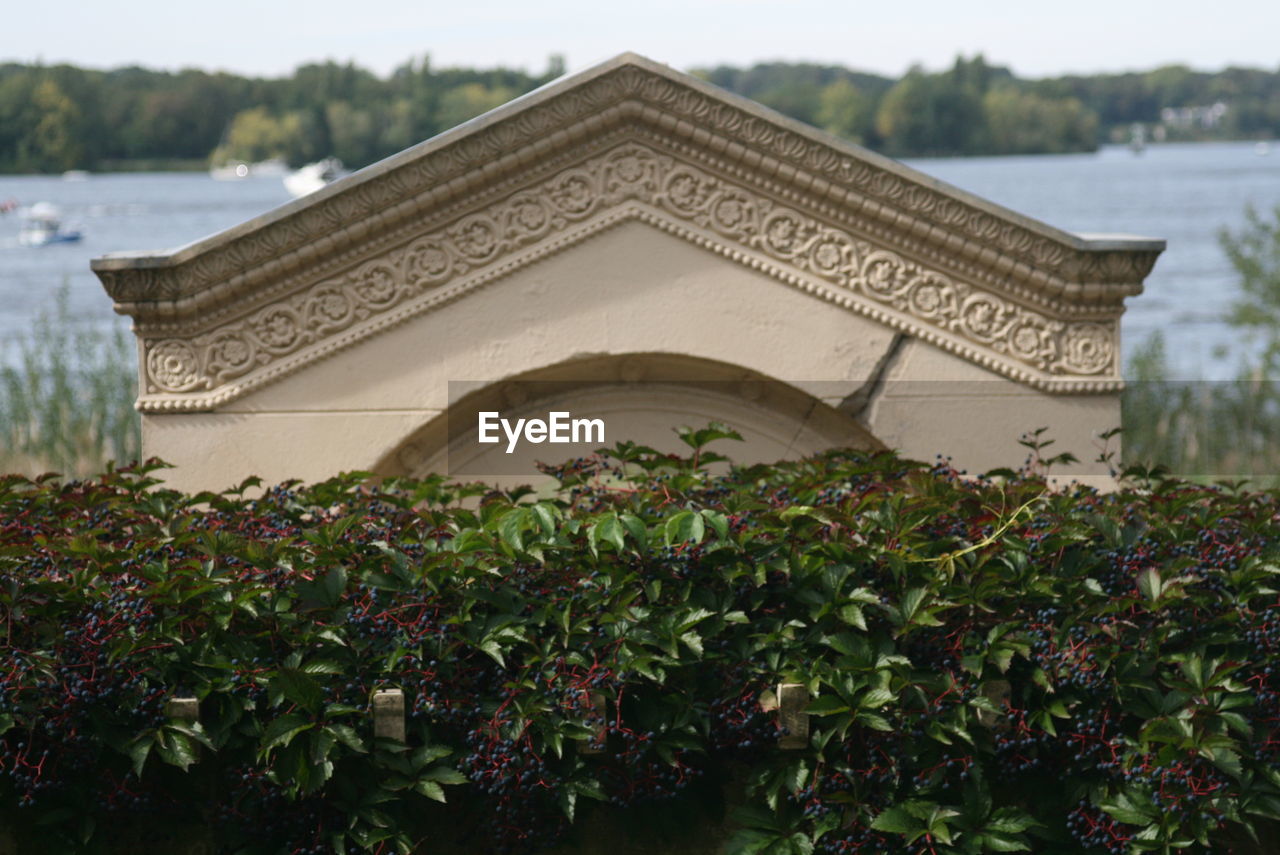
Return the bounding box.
[131,143,1126,412]
[94,54,1162,319]
[90,54,1163,413]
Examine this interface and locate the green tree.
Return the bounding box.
[324,100,379,166]
[982,87,1098,154]
[815,78,869,144]
[1224,204,1280,368]
[875,65,984,157]
[434,82,516,131]
[209,106,304,166]
[29,78,83,171]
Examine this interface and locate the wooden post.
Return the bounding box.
[777,683,809,750]
[166,697,199,723]
[373,689,406,742]
[579,693,608,754]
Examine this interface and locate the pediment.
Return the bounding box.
[92,53,1163,413]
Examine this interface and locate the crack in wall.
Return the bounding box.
[838,333,909,428]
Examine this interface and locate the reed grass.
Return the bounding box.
[1120,331,1280,486]
[0,284,140,477]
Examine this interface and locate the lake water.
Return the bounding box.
[1,141,1277,379]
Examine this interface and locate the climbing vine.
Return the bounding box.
[3,428,1280,853]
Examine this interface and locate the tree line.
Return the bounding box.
[1,53,1278,174]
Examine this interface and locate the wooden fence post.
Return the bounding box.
[373,689,406,742]
[166,697,199,723]
[777,683,810,750]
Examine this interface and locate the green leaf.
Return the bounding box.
[702,509,730,541]
[619,514,648,551]
[411,745,453,766]
[126,733,154,777]
[420,766,468,786]
[321,565,348,604]
[478,638,506,668]
[664,511,705,545]
[415,780,446,802]
[558,788,577,822]
[271,668,324,711]
[594,514,627,554]
[787,833,814,855]
[804,695,849,717]
[327,723,366,753]
[1100,791,1155,826]
[870,806,921,835]
[677,422,743,450]
[302,659,346,675]
[724,829,777,855]
[570,778,608,802]
[260,713,314,754]
[857,712,894,731]
[981,833,1031,852]
[837,604,866,630]
[531,503,558,535]
[681,630,704,657]
[986,808,1038,834]
[497,508,528,552]
[780,505,834,526]
[859,687,895,709]
[155,729,198,771]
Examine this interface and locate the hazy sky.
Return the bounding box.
[6,0,1278,80]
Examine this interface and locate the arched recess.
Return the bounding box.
[374,353,885,481]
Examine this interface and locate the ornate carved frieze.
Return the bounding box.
[97,55,1160,319]
[135,144,1121,410]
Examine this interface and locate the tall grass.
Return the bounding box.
[1120,204,1280,486]
[1121,332,1280,485]
[0,285,140,476]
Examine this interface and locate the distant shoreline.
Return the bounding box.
[3,55,1275,175]
[4,139,1274,178]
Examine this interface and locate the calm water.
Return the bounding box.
[1,141,1278,379]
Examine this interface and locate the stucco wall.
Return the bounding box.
[143,222,1116,492]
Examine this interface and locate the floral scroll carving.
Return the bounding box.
[101,60,1158,314]
[145,341,201,393]
[141,143,1119,401]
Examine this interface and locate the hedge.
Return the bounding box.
[3,427,1280,854]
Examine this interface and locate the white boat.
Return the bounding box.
[18,203,82,247]
[1128,123,1146,155]
[211,161,251,180]
[210,157,289,181]
[249,157,288,177]
[283,158,348,198]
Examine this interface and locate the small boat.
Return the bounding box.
[284,158,348,198]
[18,202,82,246]
[211,157,289,181]
[248,157,288,177]
[211,161,251,180]
[1128,123,1146,155]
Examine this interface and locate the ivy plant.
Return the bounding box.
[2,429,1280,854]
